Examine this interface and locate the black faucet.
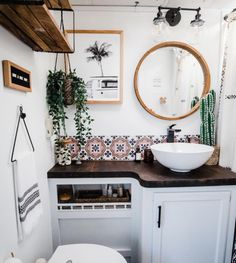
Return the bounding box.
[167,124,181,143]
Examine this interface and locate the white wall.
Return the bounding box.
[0,27,54,262]
[64,8,222,136]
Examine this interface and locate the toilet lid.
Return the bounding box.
[48,244,127,263]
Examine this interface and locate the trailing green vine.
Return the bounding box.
[46,70,67,137]
[46,70,93,146]
[69,70,93,145]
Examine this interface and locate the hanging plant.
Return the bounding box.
[46,70,67,137]
[46,69,93,141]
[46,11,93,165]
[46,69,93,164]
[68,70,93,145]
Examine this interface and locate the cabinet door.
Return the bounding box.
[152,192,230,263]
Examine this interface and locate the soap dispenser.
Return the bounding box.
[135,146,142,162]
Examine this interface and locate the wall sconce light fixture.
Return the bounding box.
[224,8,236,23]
[153,6,205,27]
[153,6,167,25]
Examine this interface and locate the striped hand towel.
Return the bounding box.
[15,151,42,238]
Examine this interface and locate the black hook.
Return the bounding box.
[19,106,26,119]
[135,1,139,7]
[11,106,35,162]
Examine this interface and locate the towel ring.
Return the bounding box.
[11,106,35,162]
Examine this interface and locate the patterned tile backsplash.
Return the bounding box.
[75,135,200,161]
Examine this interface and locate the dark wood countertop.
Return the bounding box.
[47,161,236,188]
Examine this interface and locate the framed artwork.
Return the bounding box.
[66,30,123,104]
[2,60,31,92]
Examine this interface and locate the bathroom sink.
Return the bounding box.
[150,143,214,172]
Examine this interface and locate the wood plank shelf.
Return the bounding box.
[0,3,73,53]
[0,1,73,11]
[45,0,72,11]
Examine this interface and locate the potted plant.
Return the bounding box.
[46,69,93,165]
[200,90,219,165]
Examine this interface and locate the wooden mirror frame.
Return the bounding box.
[134,41,211,120]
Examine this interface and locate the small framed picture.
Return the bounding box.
[66,30,123,104]
[2,60,31,92]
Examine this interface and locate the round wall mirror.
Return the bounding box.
[134,41,211,120]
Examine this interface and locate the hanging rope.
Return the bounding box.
[54,9,73,72]
[54,9,65,71]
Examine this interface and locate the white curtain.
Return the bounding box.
[219,21,236,171]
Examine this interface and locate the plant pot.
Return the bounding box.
[67,137,80,162]
[64,78,74,106]
[64,137,80,162]
[56,138,72,166]
[206,145,220,166]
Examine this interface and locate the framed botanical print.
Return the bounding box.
[66,30,123,104]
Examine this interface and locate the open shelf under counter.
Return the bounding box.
[55,182,132,218]
[48,176,140,263]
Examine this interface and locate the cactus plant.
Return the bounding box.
[191,96,200,109]
[200,90,216,146]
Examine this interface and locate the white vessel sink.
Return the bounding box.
[150,143,214,172]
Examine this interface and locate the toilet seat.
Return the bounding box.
[48,244,126,263]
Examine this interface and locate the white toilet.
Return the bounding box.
[48,244,127,263]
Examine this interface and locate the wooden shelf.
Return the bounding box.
[45,0,72,11]
[0,3,73,53]
[0,1,73,11]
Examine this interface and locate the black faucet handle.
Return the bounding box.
[175,129,181,132]
[169,124,176,129]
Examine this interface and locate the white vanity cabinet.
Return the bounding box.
[48,161,236,263]
[141,187,236,263]
[152,191,230,263]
